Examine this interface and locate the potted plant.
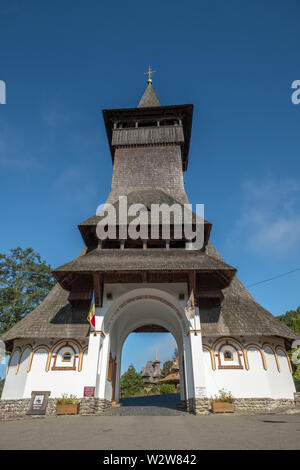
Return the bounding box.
[56,394,80,415]
[211,388,235,413]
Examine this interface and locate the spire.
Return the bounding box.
[138,65,161,108]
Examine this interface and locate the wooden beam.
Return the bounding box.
[188,271,196,296]
[93,272,103,308]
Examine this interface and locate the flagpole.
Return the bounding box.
[194,296,197,335]
[185,289,197,335]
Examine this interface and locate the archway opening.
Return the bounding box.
[103,290,189,412]
[119,327,183,410]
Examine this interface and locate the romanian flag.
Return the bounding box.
[185,290,195,321]
[87,292,96,329]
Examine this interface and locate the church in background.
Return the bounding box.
[140,353,161,390]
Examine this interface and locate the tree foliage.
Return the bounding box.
[278,306,300,382]
[159,384,176,394]
[0,247,55,335]
[120,364,144,397]
[278,306,300,336]
[0,378,4,397]
[160,360,173,378]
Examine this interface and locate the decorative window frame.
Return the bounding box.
[51,342,78,371]
[213,338,245,370]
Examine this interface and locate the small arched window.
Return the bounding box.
[223,350,233,361]
[62,352,72,362]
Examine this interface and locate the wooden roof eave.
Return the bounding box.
[78,220,212,248]
[78,224,95,246]
[53,267,236,292]
[53,272,79,291]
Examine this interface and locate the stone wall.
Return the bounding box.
[79,398,111,415]
[193,398,210,415]
[234,398,295,414]
[193,397,296,415]
[0,398,112,420]
[0,399,31,420]
[294,393,300,407]
[0,396,297,419]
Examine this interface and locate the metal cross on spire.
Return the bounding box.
[145,65,156,84]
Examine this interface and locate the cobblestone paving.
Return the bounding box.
[102,393,188,416]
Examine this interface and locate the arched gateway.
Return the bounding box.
[1,75,298,416]
[97,287,192,406]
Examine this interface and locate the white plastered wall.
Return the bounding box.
[2,339,89,400]
[2,298,296,402]
[201,336,295,399]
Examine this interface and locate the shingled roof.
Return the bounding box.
[53,248,236,275]
[1,283,90,350]
[203,242,299,342]
[78,189,212,247]
[79,189,208,225]
[2,242,298,350]
[138,82,161,108]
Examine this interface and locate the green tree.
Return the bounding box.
[160,360,173,378]
[0,378,4,397]
[278,306,300,387]
[0,247,55,335]
[278,307,300,336]
[120,364,144,398]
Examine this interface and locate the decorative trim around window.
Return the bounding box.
[215,340,244,370]
[51,343,78,371]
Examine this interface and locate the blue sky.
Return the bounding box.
[0,0,300,376]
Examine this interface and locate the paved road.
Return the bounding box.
[104,393,187,416]
[0,413,299,450]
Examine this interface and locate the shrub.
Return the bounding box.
[159,384,176,394]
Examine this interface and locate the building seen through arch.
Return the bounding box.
[140,351,161,390]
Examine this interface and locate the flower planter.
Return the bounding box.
[212,401,235,413]
[56,403,80,415]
